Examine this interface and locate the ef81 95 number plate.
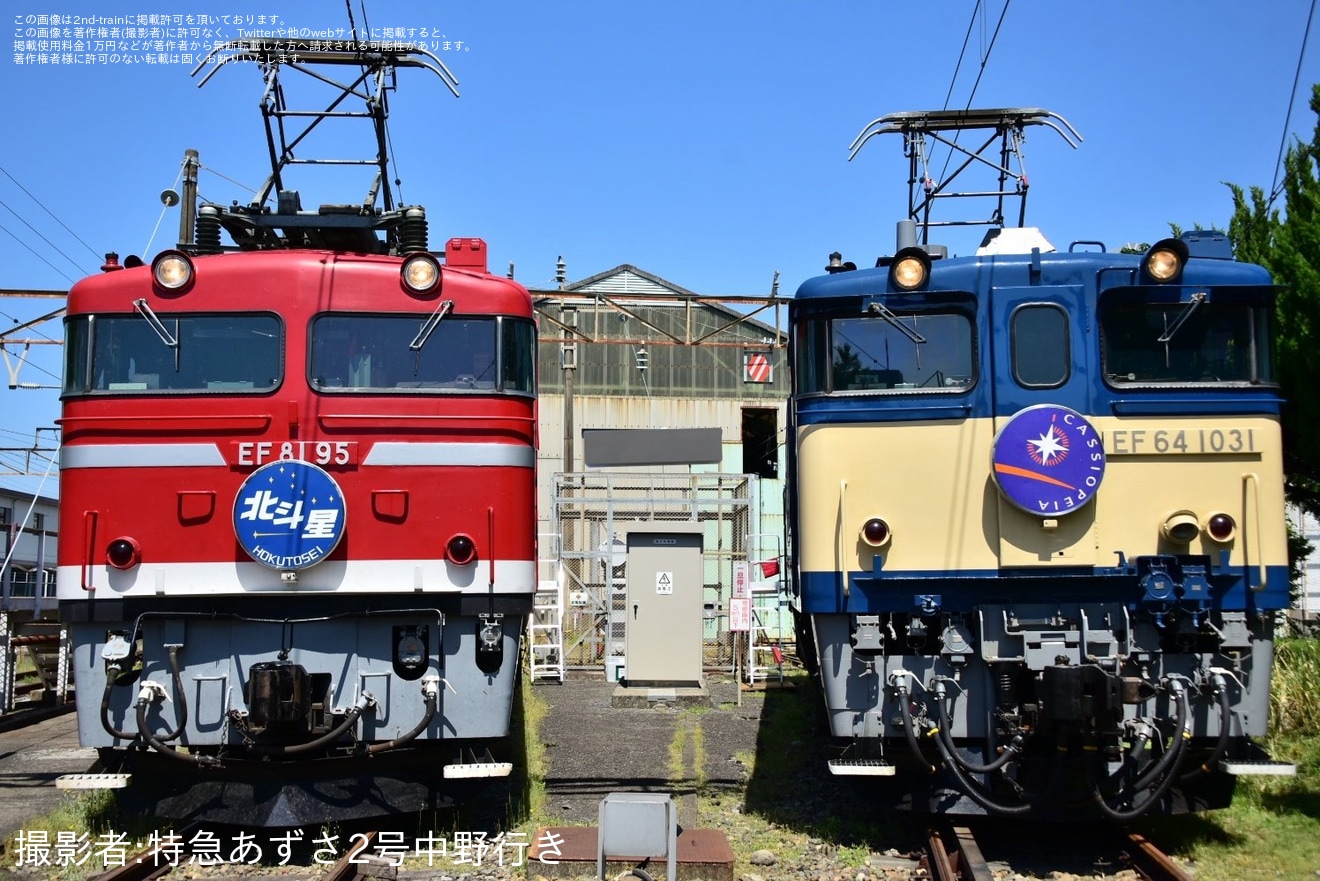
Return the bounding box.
[230,440,358,467]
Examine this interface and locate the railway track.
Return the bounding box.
[920,823,995,881]
[1123,830,1196,881]
[918,821,1193,881]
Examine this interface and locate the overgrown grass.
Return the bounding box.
[508,664,551,827]
[0,788,136,880]
[1147,637,1320,879]
[725,672,914,872]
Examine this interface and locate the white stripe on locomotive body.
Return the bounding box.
[61,444,228,469]
[55,559,535,599]
[61,441,535,470]
[361,442,535,468]
[796,414,1288,575]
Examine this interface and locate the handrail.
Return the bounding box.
[837,480,849,599]
[1244,472,1266,591]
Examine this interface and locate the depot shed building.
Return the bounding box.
[528,263,790,677]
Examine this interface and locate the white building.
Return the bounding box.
[1289,504,1320,623]
[0,484,59,620]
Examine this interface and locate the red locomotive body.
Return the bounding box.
[56,239,538,824]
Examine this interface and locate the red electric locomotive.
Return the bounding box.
[54,41,537,825]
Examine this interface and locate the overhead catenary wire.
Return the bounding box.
[936,0,1013,189]
[0,454,57,572]
[941,0,983,112]
[198,163,259,198]
[0,165,103,264]
[0,221,79,286]
[0,197,92,278]
[1269,0,1318,208]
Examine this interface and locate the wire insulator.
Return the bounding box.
[195,208,222,255]
[398,207,428,254]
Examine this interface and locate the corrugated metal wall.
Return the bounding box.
[536,395,785,544]
[536,299,787,400]
[530,286,790,676]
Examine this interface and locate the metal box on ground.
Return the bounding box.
[623,524,704,688]
[598,792,676,881]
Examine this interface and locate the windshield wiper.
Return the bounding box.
[132,298,179,348]
[409,299,454,351]
[867,301,927,344]
[1156,291,1207,343]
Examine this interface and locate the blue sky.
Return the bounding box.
[3,0,1319,495]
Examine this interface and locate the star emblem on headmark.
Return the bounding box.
[1027,425,1069,466]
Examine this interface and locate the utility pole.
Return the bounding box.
[178,148,199,248]
[557,256,575,476]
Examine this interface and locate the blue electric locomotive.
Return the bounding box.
[787,108,1296,818]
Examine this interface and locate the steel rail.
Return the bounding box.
[1125,831,1195,881]
[922,823,995,881]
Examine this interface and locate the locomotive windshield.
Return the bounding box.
[796,304,975,394]
[309,313,536,394]
[62,313,282,394]
[1099,293,1273,386]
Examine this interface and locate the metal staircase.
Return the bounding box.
[529,534,566,683]
[0,616,70,711]
[745,534,787,685]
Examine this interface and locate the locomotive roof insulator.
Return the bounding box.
[1142,237,1190,284]
[825,251,856,274]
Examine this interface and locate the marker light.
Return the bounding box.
[860,517,892,548]
[1143,238,1189,284]
[1161,511,1201,544]
[152,250,194,292]
[106,536,141,570]
[401,253,442,294]
[889,247,931,292]
[1206,512,1237,543]
[446,533,477,566]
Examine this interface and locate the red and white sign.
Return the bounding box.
[743,351,772,383]
[732,561,749,599]
[728,597,751,632]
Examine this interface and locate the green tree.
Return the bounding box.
[1227,83,1320,518]
[832,343,862,389]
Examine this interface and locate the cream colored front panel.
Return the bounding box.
[796,419,998,575]
[796,413,1288,577]
[1090,415,1288,570]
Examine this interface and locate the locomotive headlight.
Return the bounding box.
[152,250,194,292]
[889,247,931,291]
[401,252,442,293]
[1206,512,1237,543]
[1143,238,1189,284]
[106,536,141,570]
[1161,510,1201,544]
[860,517,892,548]
[445,533,477,566]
